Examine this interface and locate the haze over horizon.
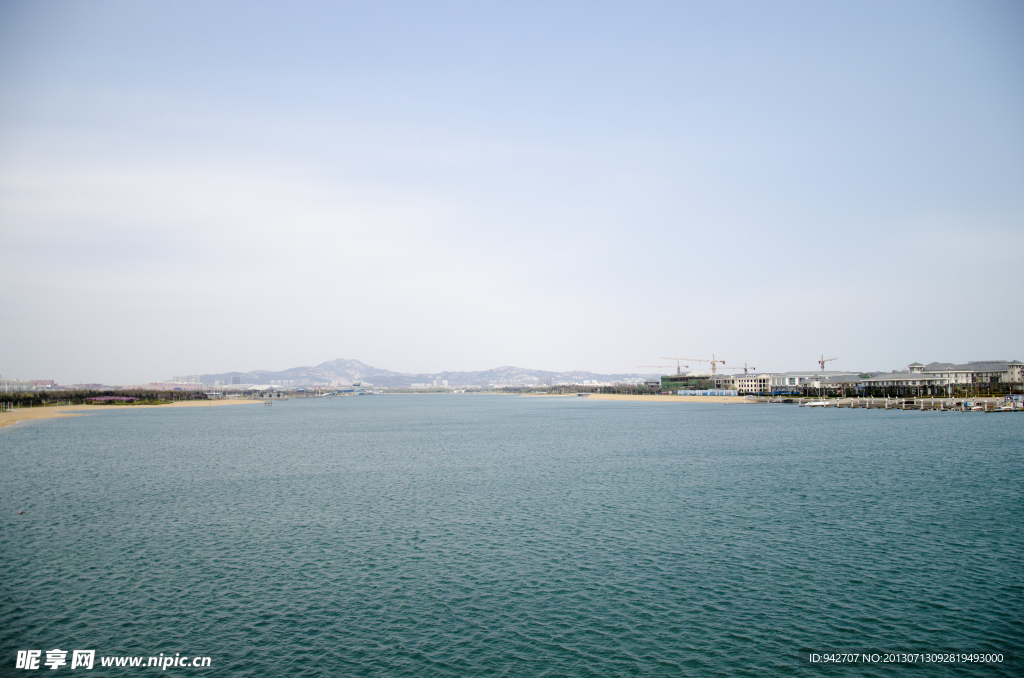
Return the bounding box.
[2,1,1022,385]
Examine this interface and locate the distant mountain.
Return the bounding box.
[202,358,654,387]
[202,358,402,386]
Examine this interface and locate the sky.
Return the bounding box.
[1,1,1022,384]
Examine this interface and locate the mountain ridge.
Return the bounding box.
[201,358,654,387]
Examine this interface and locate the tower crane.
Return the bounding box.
[637,365,685,373]
[659,358,694,374]
[662,354,726,375]
[818,355,837,372]
[723,363,756,374]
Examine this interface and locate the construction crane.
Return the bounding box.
[724,363,757,374]
[662,355,726,375]
[818,355,837,372]
[640,363,687,375]
[637,365,684,373]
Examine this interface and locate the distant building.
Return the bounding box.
[661,373,714,391]
[734,373,772,394]
[770,371,863,394]
[855,360,1023,394]
[708,373,772,394]
[819,374,865,392]
[859,371,946,393]
[2,378,62,392]
[1,378,33,392]
[148,382,204,391]
[910,360,1024,386]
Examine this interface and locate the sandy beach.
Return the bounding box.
[0,398,262,430]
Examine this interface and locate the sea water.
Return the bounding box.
[1,396,1021,676]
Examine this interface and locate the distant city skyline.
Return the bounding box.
[2,1,1022,384]
[4,355,1023,392]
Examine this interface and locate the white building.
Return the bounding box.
[1,377,34,392]
[734,373,772,394]
[769,371,863,393]
[712,373,772,393]
[859,371,946,392]
[859,360,1023,393]
[909,361,1024,386]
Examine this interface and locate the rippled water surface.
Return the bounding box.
[2,396,1022,676]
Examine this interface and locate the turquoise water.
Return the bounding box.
[1,396,1021,676]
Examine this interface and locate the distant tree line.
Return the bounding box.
[0,389,210,407]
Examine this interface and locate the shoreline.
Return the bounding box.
[0,398,263,430]
[526,393,751,404]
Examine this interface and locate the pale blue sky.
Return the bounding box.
[1,1,1022,383]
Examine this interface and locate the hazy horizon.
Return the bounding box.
[2,1,1022,385]
[8,352,1024,389]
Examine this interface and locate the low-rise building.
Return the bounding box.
[819,374,865,393]
[859,371,946,393]
[858,360,1022,394]
[769,371,862,394]
[910,360,1024,386]
[661,373,714,391]
[712,374,736,390]
[711,373,772,393]
[734,373,772,394]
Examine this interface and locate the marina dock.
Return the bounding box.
[749,396,1023,412]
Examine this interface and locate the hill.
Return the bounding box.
[202,358,653,387]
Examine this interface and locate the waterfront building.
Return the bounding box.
[712,374,736,390]
[819,374,865,393]
[709,373,773,394]
[734,373,772,394]
[858,361,1022,395]
[859,371,946,394]
[909,360,1024,386]
[769,371,862,394]
[661,373,714,391]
